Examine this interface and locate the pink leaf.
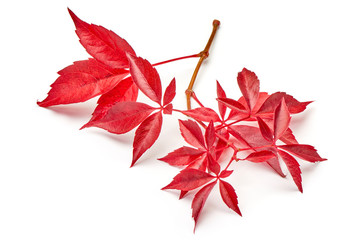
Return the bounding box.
[245,151,277,163]
[127,54,162,105]
[81,101,154,134]
[158,147,205,166]
[274,98,291,141]
[37,59,128,107]
[278,150,303,193]
[192,181,217,231]
[219,180,242,216]
[163,78,176,106]
[180,107,221,122]
[131,111,163,166]
[162,168,215,191]
[68,9,135,69]
[237,68,260,111]
[216,81,227,119]
[278,144,327,163]
[179,120,205,149]
[256,117,273,142]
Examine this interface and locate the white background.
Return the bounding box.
[1,0,359,239]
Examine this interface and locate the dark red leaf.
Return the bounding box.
[278,144,327,163]
[274,98,291,141]
[192,181,217,230]
[216,80,227,119]
[219,170,233,178]
[179,120,205,149]
[216,97,247,113]
[278,150,303,193]
[256,117,273,142]
[205,121,216,149]
[68,9,136,69]
[37,59,128,107]
[163,78,176,106]
[88,77,138,122]
[237,68,260,111]
[131,111,163,166]
[257,92,312,115]
[219,180,242,216]
[245,151,277,163]
[158,147,205,166]
[180,107,221,122]
[81,101,154,134]
[127,54,162,104]
[162,168,215,191]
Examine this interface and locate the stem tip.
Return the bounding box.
[213,20,220,28]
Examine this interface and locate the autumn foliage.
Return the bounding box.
[38,9,326,230]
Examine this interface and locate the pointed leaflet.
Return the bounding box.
[219,170,233,179]
[162,168,215,191]
[179,120,205,149]
[205,121,216,149]
[245,151,277,163]
[37,59,128,107]
[227,92,269,120]
[216,98,247,113]
[267,156,286,178]
[256,117,273,142]
[88,77,138,122]
[278,144,327,163]
[278,150,303,192]
[81,101,154,134]
[219,180,242,216]
[237,68,260,111]
[180,107,221,122]
[216,81,227,119]
[68,9,135,69]
[132,111,163,166]
[127,54,162,105]
[257,92,312,114]
[163,78,176,106]
[207,153,220,175]
[192,181,217,230]
[158,147,205,166]
[274,98,291,141]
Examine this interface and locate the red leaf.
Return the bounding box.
[37,59,128,107]
[267,156,286,178]
[278,150,303,192]
[278,144,327,163]
[179,120,205,149]
[81,101,154,134]
[205,121,216,149]
[257,92,312,115]
[215,128,230,159]
[219,170,233,178]
[163,78,176,106]
[230,125,269,148]
[245,151,277,163]
[216,81,227,119]
[227,127,253,149]
[162,168,215,191]
[132,111,163,166]
[68,9,135,69]
[227,92,269,120]
[186,155,208,172]
[158,147,205,166]
[237,68,260,111]
[180,107,221,122]
[219,180,242,216]
[163,104,173,115]
[179,190,188,199]
[274,98,291,141]
[256,117,273,142]
[216,98,247,113]
[127,54,162,104]
[89,77,138,122]
[280,128,298,145]
[192,181,217,230]
[207,153,220,175]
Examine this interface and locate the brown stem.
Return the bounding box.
[186,20,220,110]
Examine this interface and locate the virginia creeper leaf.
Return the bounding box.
[278,144,327,162]
[127,54,162,104]
[162,168,215,191]
[192,181,217,230]
[180,107,221,122]
[68,9,136,69]
[216,80,227,119]
[158,147,205,166]
[219,170,233,179]
[37,59,128,107]
[245,151,277,163]
[274,98,291,141]
[256,117,273,142]
[205,121,216,149]
[278,150,303,192]
[207,153,220,175]
[81,101,154,134]
[219,180,242,216]
[216,98,247,113]
[179,120,205,149]
[163,78,176,106]
[237,68,260,111]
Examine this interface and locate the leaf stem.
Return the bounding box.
[152,54,200,67]
[186,20,220,110]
